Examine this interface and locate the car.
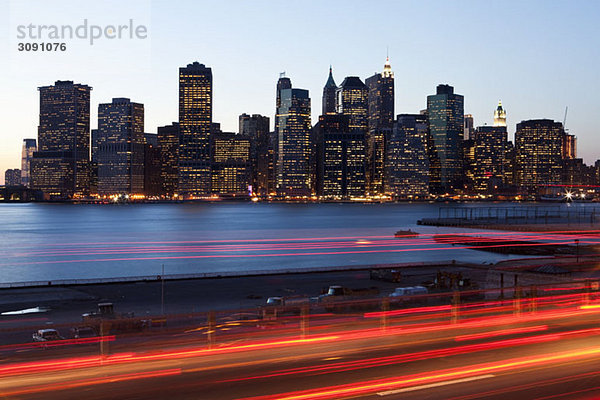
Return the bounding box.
[32,328,64,342]
[71,326,97,339]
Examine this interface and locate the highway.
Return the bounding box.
[2,288,600,399]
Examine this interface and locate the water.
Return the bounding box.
[0,202,587,283]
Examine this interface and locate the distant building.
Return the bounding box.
[386,114,429,198]
[315,114,366,199]
[464,114,474,140]
[322,66,337,115]
[158,123,180,197]
[493,101,507,127]
[427,84,464,194]
[337,76,368,133]
[96,98,145,195]
[515,119,565,192]
[239,113,270,196]
[211,132,251,195]
[20,139,36,187]
[276,81,312,197]
[366,58,394,196]
[31,80,92,199]
[5,169,21,186]
[472,125,507,193]
[178,62,213,198]
[144,133,162,196]
[563,134,577,159]
[90,129,99,194]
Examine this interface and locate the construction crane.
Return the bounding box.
[563,106,569,132]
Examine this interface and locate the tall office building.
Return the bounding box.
[239,113,270,196]
[493,101,507,127]
[4,169,21,186]
[31,80,92,199]
[96,98,145,195]
[464,114,474,140]
[315,114,366,199]
[276,82,312,197]
[275,74,292,136]
[472,125,507,193]
[427,84,464,194]
[211,132,251,195]
[337,77,368,132]
[20,139,37,187]
[515,119,565,192]
[178,62,212,198]
[144,132,162,196]
[563,134,577,159]
[158,122,180,197]
[386,114,429,198]
[322,66,337,115]
[365,58,395,196]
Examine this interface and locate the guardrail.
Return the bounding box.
[0,260,466,289]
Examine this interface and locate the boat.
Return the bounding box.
[394,230,419,238]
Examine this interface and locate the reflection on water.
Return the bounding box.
[0,202,584,283]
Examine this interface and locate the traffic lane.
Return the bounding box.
[5,321,600,400]
[361,355,600,400]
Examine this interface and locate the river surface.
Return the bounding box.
[0,202,590,283]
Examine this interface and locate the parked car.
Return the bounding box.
[32,328,64,342]
[389,286,428,297]
[71,326,97,339]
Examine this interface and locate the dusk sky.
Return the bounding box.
[1,0,599,184]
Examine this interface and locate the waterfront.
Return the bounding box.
[0,202,594,284]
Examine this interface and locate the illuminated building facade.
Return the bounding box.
[493,101,507,127]
[20,139,37,187]
[239,113,270,196]
[464,114,474,140]
[515,119,565,192]
[31,80,91,199]
[472,125,507,193]
[178,62,212,198]
[386,114,429,198]
[315,114,366,199]
[276,85,312,197]
[322,66,337,115]
[563,134,577,159]
[211,132,251,195]
[4,169,21,186]
[365,58,394,196]
[427,84,464,194]
[97,98,145,195]
[158,122,180,197]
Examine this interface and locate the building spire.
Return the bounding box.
[493,100,506,127]
[324,65,336,88]
[382,55,393,78]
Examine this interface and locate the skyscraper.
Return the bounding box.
[239,113,270,196]
[144,132,162,196]
[515,119,565,192]
[493,101,507,127]
[31,80,92,199]
[322,66,337,115]
[276,82,312,197]
[472,125,507,193]
[4,169,21,186]
[96,98,145,195]
[211,132,251,196]
[365,58,395,196]
[158,122,180,197]
[386,114,429,198]
[463,114,474,140]
[315,114,366,199]
[337,76,368,132]
[178,62,212,198]
[20,139,37,187]
[427,84,464,194]
[275,74,292,136]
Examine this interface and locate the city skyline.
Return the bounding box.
[2,0,600,184]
